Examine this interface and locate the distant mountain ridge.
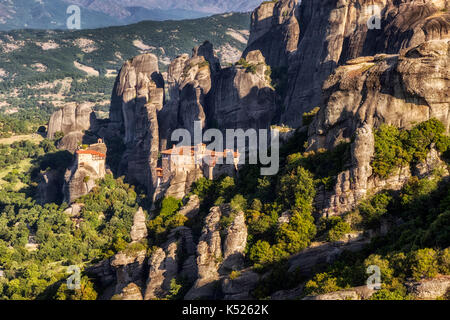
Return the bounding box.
[0,0,263,30]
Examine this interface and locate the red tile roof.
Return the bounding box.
[76,150,106,158]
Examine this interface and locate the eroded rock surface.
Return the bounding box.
[111,53,164,194]
[309,39,450,216]
[282,0,450,126]
[185,206,223,300]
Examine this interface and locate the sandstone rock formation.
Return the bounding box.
[288,233,370,275]
[178,194,201,220]
[210,50,278,131]
[221,211,247,272]
[47,102,97,139]
[245,0,299,69]
[159,41,219,146]
[184,205,249,300]
[309,39,450,216]
[110,53,164,195]
[144,226,197,300]
[221,270,260,300]
[47,102,98,152]
[185,206,223,300]
[63,142,107,203]
[117,283,144,300]
[110,249,146,295]
[130,207,148,242]
[281,0,450,126]
[302,286,376,301]
[406,275,450,299]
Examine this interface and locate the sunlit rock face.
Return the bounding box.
[110,53,164,193]
[281,0,450,127]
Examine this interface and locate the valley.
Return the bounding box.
[0,0,449,302]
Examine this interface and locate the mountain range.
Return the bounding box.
[0,0,263,30]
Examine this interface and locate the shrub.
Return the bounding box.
[304,273,340,296]
[358,192,392,228]
[372,119,450,178]
[230,194,247,212]
[439,248,450,275]
[275,210,316,254]
[249,240,274,265]
[159,197,183,217]
[278,166,316,212]
[147,197,186,244]
[372,124,410,178]
[302,107,320,127]
[318,216,352,242]
[405,118,449,162]
[229,271,241,280]
[410,248,439,280]
[370,288,408,300]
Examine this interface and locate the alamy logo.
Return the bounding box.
[170,121,280,175]
[67,5,81,30]
[366,265,382,290]
[366,5,382,30]
[67,265,81,290]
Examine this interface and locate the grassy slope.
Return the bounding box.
[0,12,250,85]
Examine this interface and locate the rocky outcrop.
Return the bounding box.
[282,0,450,127]
[110,53,164,195]
[144,226,197,300]
[63,142,107,203]
[144,245,178,300]
[110,249,146,295]
[184,205,249,300]
[222,270,260,300]
[47,102,97,139]
[309,39,450,216]
[245,0,299,69]
[130,207,148,242]
[302,286,376,301]
[288,232,370,275]
[185,206,223,300]
[87,258,116,291]
[160,168,204,201]
[178,194,201,220]
[159,41,219,145]
[301,276,450,300]
[221,211,247,272]
[406,275,450,299]
[47,103,98,153]
[209,50,278,131]
[270,285,305,300]
[116,283,144,300]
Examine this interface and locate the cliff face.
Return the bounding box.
[309,39,450,216]
[92,0,450,300]
[47,102,96,139]
[63,142,107,203]
[244,0,299,69]
[110,54,164,194]
[159,42,217,143]
[209,50,278,131]
[47,102,98,152]
[281,0,450,127]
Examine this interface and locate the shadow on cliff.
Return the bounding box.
[206,66,280,131]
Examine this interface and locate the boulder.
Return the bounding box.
[406,276,450,299]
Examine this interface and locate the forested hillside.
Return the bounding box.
[0,13,250,138]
